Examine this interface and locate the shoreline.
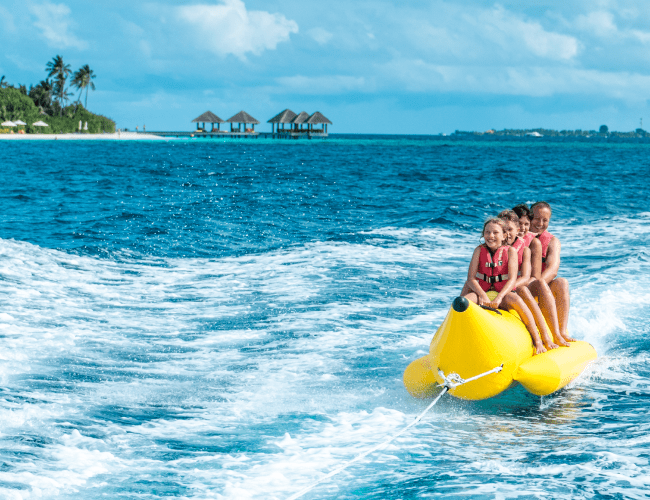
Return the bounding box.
[0,132,167,141]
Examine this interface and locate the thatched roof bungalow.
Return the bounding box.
[305,111,332,134]
[268,109,297,133]
[192,111,224,132]
[226,111,260,133]
[307,112,332,125]
[291,111,310,131]
[306,112,332,134]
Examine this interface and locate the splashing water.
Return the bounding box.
[0,136,649,499]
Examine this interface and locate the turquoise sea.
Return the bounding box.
[0,135,649,499]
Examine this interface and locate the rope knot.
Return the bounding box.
[437,369,465,388]
[438,364,503,389]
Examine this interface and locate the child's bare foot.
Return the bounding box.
[554,335,570,347]
[563,334,577,342]
[534,343,547,355]
[542,336,559,350]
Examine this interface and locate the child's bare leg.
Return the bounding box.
[501,293,546,355]
[550,278,575,341]
[527,278,569,346]
[463,291,478,303]
[460,282,472,296]
[516,287,559,349]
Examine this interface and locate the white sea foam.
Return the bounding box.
[0,214,646,498]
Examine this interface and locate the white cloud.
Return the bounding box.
[513,19,578,61]
[0,6,17,34]
[308,27,333,45]
[29,1,87,49]
[575,11,617,37]
[6,54,41,72]
[409,4,579,63]
[618,7,639,21]
[380,58,650,103]
[631,30,650,44]
[177,0,298,60]
[275,75,368,94]
[139,40,152,58]
[571,9,650,45]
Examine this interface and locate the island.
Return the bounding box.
[453,125,648,139]
[0,55,115,135]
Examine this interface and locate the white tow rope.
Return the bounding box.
[286,363,503,500]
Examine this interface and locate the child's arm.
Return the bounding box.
[514,247,531,289]
[466,246,491,305]
[490,247,519,308]
[540,238,561,284]
[528,238,543,283]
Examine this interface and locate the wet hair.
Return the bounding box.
[498,209,519,224]
[512,203,532,220]
[530,201,552,215]
[481,217,507,236]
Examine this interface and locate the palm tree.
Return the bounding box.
[29,79,54,113]
[54,80,73,108]
[71,65,96,108]
[0,76,7,89]
[38,79,53,105]
[46,55,71,115]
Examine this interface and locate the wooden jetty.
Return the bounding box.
[140,109,332,139]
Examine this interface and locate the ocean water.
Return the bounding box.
[0,135,649,499]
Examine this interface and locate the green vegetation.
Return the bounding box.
[0,88,40,129]
[46,55,72,115]
[453,126,647,139]
[0,55,114,134]
[72,65,96,109]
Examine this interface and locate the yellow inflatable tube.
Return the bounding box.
[404,296,597,400]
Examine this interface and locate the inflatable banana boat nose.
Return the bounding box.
[403,297,597,400]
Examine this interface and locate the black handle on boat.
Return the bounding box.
[480,305,502,315]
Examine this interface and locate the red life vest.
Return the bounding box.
[522,232,536,247]
[476,245,510,292]
[511,236,525,272]
[537,230,554,271]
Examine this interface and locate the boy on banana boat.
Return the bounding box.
[461,201,575,354]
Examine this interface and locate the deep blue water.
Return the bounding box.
[0,135,649,499]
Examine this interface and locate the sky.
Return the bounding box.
[2,0,650,134]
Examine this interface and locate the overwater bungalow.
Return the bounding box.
[306,112,332,134]
[265,109,333,137]
[146,109,330,139]
[291,111,310,131]
[226,111,260,133]
[268,109,297,133]
[192,111,224,132]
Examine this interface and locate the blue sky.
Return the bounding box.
[2,0,650,133]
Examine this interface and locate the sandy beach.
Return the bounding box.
[0,132,167,141]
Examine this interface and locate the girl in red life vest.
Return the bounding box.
[529,201,574,345]
[511,204,570,347]
[462,218,547,354]
[499,210,558,351]
[513,203,536,247]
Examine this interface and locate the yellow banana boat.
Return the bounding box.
[404,295,597,400]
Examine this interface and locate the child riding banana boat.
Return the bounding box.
[404,202,596,400]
